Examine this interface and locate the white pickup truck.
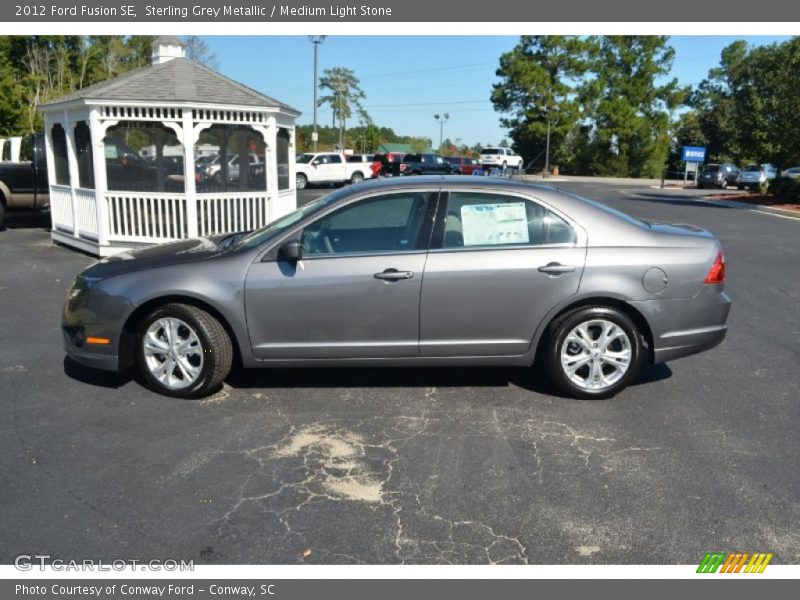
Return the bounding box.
[295,152,373,189]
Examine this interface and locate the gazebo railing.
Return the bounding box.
[106,192,187,243]
[196,192,271,236]
[74,188,99,240]
[50,184,74,233]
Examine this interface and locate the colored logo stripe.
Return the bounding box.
[697,552,773,573]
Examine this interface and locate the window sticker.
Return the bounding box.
[460,202,529,246]
[104,144,118,160]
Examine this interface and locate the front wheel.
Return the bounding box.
[0,201,5,228]
[296,173,308,190]
[137,303,232,399]
[543,306,644,400]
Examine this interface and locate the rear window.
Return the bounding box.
[481,148,501,155]
[743,165,761,172]
[702,165,721,173]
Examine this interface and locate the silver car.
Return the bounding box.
[63,177,731,400]
[736,163,778,189]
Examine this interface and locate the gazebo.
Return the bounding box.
[40,37,300,256]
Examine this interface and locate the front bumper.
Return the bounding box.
[630,285,732,364]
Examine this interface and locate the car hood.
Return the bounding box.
[81,236,228,280]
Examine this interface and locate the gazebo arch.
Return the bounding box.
[39,37,300,256]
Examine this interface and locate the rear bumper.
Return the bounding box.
[630,286,732,364]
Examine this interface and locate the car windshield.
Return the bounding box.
[743,165,761,172]
[234,190,344,250]
[296,154,315,164]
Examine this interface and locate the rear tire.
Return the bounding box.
[350,171,364,184]
[136,303,232,399]
[543,306,644,400]
[296,173,307,190]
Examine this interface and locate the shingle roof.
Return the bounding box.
[41,58,299,114]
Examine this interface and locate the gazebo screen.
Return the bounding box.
[51,124,70,185]
[195,125,266,193]
[104,121,185,193]
[74,121,94,189]
[277,128,290,190]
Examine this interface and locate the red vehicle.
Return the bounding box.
[447,156,479,175]
[373,152,407,177]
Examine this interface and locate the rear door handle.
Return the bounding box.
[374,269,414,281]
[538,262,576,275]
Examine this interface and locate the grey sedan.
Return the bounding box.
[63,177,731,400]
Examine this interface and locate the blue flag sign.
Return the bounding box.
[682,146,706,162]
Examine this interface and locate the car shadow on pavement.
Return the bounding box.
[225,362,673,400]
[0,210,52,232]
[63,357,133,389]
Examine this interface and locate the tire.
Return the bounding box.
[136,303,232,399]
[0,200,5,228]
[350,171,364,184]
[543,306,644,400]
[296,173,307,190]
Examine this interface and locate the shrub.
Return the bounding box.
[768,177,800,201]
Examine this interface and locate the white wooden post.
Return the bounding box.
[181,110,198,238]
[63,111,82,237]
[265,116,278,223]
[287,125,297,193]
[89,108,112,246]
[42,114,61,232]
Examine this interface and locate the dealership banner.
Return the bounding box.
[4,0,800,22]
[3,579,799,599]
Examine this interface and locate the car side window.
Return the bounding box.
[300,193,428,256]
[328,154,342,164]
[442,192,575,249]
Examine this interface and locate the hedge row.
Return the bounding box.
[768,176,800,201]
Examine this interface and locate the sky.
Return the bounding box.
[204,35,791,148]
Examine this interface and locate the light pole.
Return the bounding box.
[308,36,326,152]
[434,113,449,152]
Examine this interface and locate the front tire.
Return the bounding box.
[543,306,644,400]
[136,303,232,399]
[0,200,5,228]
[296,173,308,190]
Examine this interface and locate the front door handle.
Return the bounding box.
[374,269,414,281]
[538,262,576,275]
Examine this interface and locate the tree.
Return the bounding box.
[183,36,218,69]
[580,36,686,178]
[491,36,596,171]
[318,67,366,150]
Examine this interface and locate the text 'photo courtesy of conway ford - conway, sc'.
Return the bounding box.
[63,176,730,399]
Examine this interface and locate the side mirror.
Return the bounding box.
[311,160,320,166]
[281,240,303,261]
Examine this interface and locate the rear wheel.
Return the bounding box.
[136,303,232,399]
[296,173,307,190]
[350,171,364,184]
[544,306,644,400]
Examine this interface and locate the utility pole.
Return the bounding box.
[308,36,326,152]
[434,113,449,152]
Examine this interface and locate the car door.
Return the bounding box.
[420,189,586,357]
[245,190,436,360]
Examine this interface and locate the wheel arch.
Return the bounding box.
[118,294,244,372]
[533,296,655,365]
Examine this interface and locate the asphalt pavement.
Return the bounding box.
[1,179,798,565]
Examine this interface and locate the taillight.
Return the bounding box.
[704,249,726,284]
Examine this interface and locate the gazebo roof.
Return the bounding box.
[41,57,300,115]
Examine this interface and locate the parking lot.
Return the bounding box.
[1,178,798,565]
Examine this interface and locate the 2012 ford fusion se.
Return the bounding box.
[63,176,730,400]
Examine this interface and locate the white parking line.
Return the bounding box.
[748,209,800,221]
